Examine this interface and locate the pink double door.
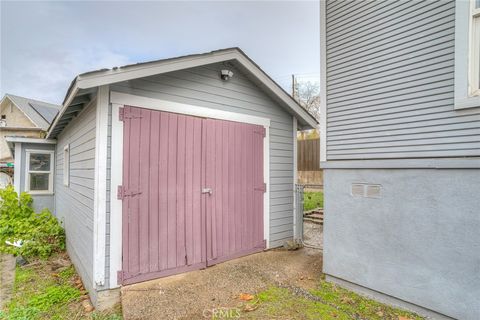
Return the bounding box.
[119,106,265,285]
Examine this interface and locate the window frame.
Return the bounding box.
[25,149,55,195]
[454,0,480,109]
[470,0,480,97]
[63,144,70,187]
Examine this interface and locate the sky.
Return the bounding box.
[0,1,319,105]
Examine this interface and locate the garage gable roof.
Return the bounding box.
[47,48,317,138]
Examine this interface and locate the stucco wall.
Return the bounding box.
[323,168,480,320]
[0,129,42,163]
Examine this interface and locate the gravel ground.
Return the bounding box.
[303,221,323,249]
[121,248,322,320]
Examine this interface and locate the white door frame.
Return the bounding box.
[109,91,271,288]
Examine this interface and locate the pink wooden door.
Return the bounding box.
[204,119,265,266]
[121,107,265,285]
[121,106,205,285]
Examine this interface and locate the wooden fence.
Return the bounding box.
[297,138,320,171]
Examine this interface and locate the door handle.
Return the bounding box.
[202,188,213,195]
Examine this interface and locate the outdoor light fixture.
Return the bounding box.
[220,69,234,80]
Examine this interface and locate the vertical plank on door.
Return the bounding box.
[138,108,151,274]
[167,114,178,269]
[245,126,258,248]
[176,115,186,267]
[128,106,141,275]
[158,112,169,271]
[148,110,160,273]
[184,116,193,265]
[193,118,203,264]
[228,122,235,255]
[215,120,223,259]
[221,121,229,260]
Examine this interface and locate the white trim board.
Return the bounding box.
[93,85,109,288]
[13,142,22,194]
[292,117,299,240]
[109,103,124,289]
[110,91,271,127]
[108,94,271,288]
[5,137,56,144]
[319,1,328,162]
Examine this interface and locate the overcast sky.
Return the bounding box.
[0,1,319,105]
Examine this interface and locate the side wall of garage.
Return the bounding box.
[106,62,295,277]
[55,100,97,301]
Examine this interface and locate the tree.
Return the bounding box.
[294,80,320,121]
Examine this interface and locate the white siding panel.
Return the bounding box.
[55,100,96,296]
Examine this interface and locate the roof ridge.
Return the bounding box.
[6,93,61,109]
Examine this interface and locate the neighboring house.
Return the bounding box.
[320,1,480,320]
[8,48,317,309]
[0,94,60,171]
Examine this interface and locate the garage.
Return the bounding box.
[26,48,318,306]
[119,105,266,284]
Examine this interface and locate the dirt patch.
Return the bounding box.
[0,254,16,308]
[121,248,322,320]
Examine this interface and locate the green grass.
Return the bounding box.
[242,282,424,320]
[0,255,122,320]
[304,191,324,211]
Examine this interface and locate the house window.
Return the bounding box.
[471,0,480,96]
[454,0,480,109]
[63,145,70,186]
[25,150,54,194]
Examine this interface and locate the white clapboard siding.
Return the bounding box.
[55,100,96,296]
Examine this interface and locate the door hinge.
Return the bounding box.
[254,127,266,137]
[117,185,142,200]
[119,107,143,121]
[255,183,267,193]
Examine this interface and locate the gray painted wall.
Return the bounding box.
[323,169,480,319]
[325,0,480,160]
[18,143,55,213]
[109,61,295,249]
[55,100,96,299]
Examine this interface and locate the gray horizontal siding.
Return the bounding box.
[325,0,480,160]
[55,100,96,297]
[110,61,294,248]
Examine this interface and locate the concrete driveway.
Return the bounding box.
[121,248,322,319]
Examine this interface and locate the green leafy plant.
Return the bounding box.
[0,186,65,259]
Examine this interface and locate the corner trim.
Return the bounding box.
[319,0,327,162]
[320,158,480,169]
[93,85,109,287]
[13,142,22,194]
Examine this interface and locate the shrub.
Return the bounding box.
[0,186,65,259]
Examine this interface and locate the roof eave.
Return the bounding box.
[47,48,318,136]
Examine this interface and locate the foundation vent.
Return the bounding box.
[351,183,382,199]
